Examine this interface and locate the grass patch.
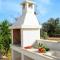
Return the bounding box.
[48,37,60,42]
[7,49,11,60]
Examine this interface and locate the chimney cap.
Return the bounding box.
[21,0,35,5]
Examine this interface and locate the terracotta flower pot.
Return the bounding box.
[24,46,32,49]
[38,48,46,53]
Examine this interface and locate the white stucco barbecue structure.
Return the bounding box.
[10,0,41,47]
[10,0,41,60]
[10,0,60,60]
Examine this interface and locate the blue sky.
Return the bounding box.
[0,0,60,24]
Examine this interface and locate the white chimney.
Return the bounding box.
[10,0,41,47]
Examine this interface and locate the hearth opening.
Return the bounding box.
[13,29,21,46]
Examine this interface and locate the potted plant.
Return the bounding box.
[38,43,50,53]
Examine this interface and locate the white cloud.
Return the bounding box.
[40,8,47,15]
[0,0,22,14]
[7,16,16,23]
[37,6,47,15]
[0,0,22,23]
[36,0,51,16]
[40,0,51,4]
[2,1,20,12]
[0,0,2,10]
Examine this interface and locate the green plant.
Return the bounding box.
[38,43,50,51]
[40,30,48,39]
[0,20,11,56]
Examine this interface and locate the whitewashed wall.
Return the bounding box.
[22,29,40,47]
[12,50,21,60]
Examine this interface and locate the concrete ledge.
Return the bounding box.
[37,39,60,50]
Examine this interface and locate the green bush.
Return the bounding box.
[40,30,48,39]
[0,20,11,56]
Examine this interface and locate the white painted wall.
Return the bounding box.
[11,45,55,60]
[22,29,40,47]
[12,49,21,60]
[10,2,41,29]
[22,12,40,28]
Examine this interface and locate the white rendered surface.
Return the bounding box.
[10,0,41,29]
[22,29,40,47]
[11,0,41,60]
[11,45,57,60]
[10,12,41,29]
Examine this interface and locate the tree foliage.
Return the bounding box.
[41,18,60,37]
[0,20,11,56]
